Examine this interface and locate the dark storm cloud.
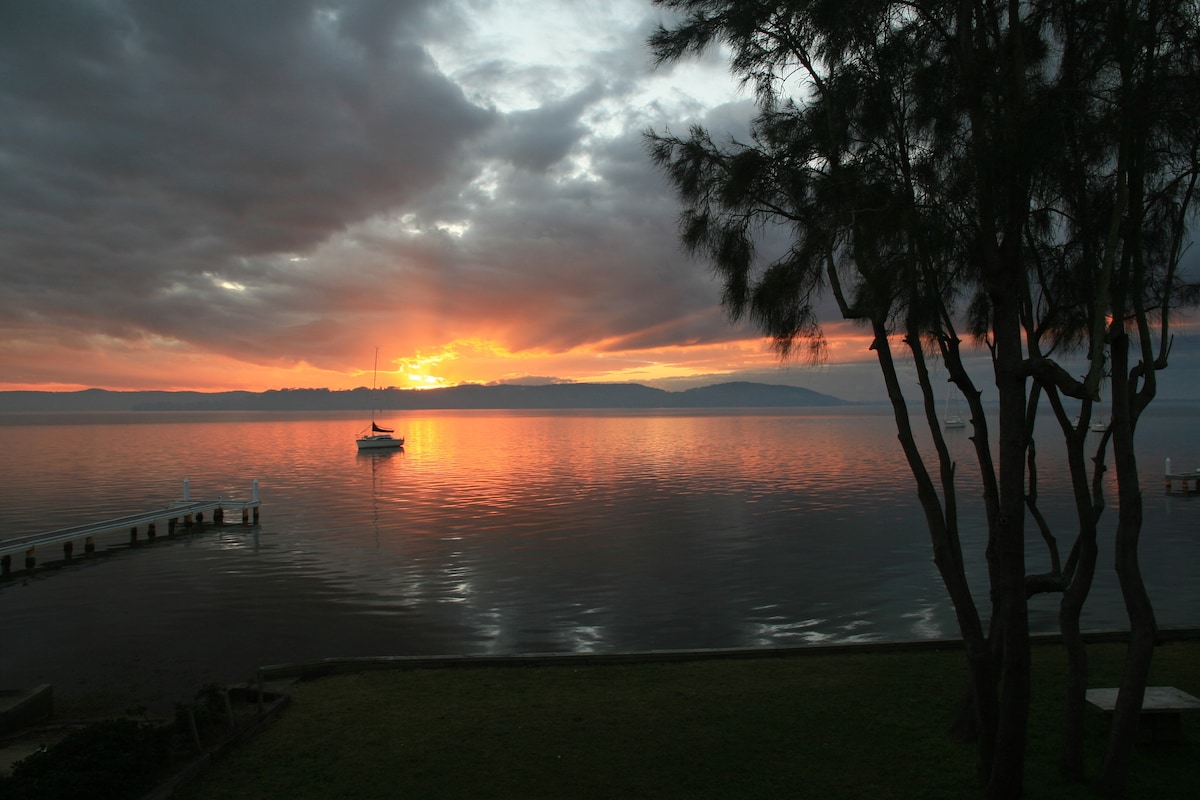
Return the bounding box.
[399,115,751,355]
[0,0,493,321]
[493,82,606,171]
[0,0,779,390]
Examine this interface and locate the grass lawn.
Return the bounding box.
[180,640,1199,799]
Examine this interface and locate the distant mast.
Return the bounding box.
[370,346,379,426]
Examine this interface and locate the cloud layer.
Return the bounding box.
[1,0,795,392]
[1,1,1194,402]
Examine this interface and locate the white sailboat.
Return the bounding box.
[943,381,966,429]
[1074,397,1109,433]
[356,349,405,450]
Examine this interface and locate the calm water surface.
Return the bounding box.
[1,406,1196,711]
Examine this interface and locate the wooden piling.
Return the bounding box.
[24,547,35,571]
[1,554,10,577]
[84,536,95,554]
[63,541,73,560]
[148,522,156,539]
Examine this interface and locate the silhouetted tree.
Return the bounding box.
[646,1,1199,796]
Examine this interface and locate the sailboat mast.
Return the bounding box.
[371,346,379,426]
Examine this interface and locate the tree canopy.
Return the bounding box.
[647,1,1200,796]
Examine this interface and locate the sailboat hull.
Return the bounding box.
[356,434,405,450]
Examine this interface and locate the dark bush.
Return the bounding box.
[0,718,171,800]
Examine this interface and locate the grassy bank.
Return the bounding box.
[181,641,1198,799]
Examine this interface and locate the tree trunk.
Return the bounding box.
[987,421,1031,799]
[985,243,1032,799]
[1096,501,1155,797]
[1097,337,1157,796]
[1058,530,1097,781]
[872,322,997,784]
[985,375,1032,799]
[942,341,1003,752]
[1058,429,1102,781]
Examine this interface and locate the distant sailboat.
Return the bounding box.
[943,382,966,429]
[357,348,404,450]
[1074,397,1108,433]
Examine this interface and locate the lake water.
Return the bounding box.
[1,405,1197,712]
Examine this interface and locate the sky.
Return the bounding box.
[1,0,1196,403]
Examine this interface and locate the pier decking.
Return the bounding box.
[1164,459,1200,495]
[0,479,260,576]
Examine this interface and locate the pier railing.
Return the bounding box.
[0,479,260,576]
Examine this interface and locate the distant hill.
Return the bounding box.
[0,382,846,412]
[674,381,841,408]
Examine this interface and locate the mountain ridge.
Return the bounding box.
[0,381,847,412]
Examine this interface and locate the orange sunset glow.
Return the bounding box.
[0,322,883,396]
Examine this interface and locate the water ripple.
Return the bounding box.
[0,407,1196,710]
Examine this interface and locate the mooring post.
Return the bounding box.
[148,522,157,540]
[169,518,177,535]
[252,479,260,524]
[1166,457,1172,494]
[25,546,35,572]
[84,535,95,554]
[215,507,224,524]
[63,540,73,560]
[130,526,138,544]
[242,507,249,524]
[184,514,193,529]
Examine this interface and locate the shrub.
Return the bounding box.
[0,718,171,800]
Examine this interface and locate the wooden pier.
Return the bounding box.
[1164,459,1200,495]
[0,479,260,577]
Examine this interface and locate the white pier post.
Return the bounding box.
[183,477,191,501]
[1165,458,1172,494]
[252,479,260,503]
